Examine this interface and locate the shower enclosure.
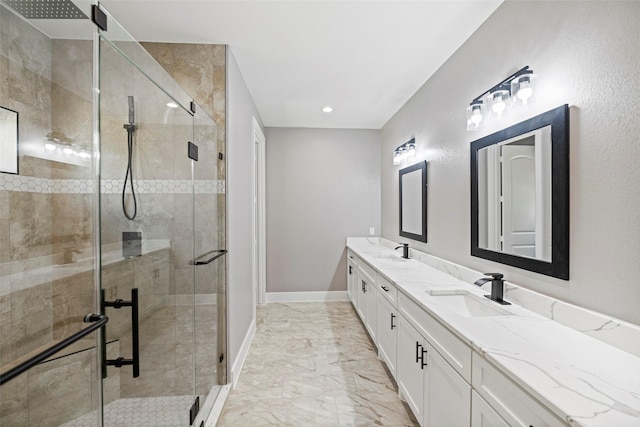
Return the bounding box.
[0,1,227,426]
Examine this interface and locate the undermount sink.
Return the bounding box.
[425,290,511,317]
[373,254,407,262]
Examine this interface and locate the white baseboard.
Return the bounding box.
[265,291,348,302]
[231,318,256,388]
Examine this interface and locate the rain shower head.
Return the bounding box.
[2,0,88,19]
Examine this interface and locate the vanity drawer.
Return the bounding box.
[347,250,358,266]
[376,274,398,306]
[472,352,567,426]
[398,291,471,382]
[358,261,377,284]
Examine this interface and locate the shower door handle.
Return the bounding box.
[190,249,227,265]
[101,288,140,378]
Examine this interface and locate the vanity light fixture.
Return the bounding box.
[466,66,537,131]
[393,138,416,166]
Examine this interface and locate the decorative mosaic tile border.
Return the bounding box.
[0,174,225,194]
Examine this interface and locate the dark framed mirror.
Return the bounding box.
[399,160,427,242]
[471,104,569,279]
[0,106,19,174]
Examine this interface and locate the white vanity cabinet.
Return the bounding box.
[345,241,599,427]
[397,311,471,427]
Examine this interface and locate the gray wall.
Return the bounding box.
[266,128,381,293]
[381,1,640,325]
[226,49,264,373]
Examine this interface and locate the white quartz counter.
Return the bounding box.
[346,237,640,427]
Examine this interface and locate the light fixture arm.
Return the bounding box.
[471,65,531,103]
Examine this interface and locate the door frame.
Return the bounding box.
[252,117,266,305]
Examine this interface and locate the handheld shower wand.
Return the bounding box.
[122,96,137,220]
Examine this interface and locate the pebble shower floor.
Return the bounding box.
[61,395,199,427]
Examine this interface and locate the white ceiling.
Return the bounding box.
[99,1,503,129]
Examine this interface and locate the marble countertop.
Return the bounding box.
[346,237,640,427]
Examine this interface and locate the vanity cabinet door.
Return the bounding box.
[347,256,358,307]
[376,291,397,378]
[356,269,368,321]
[425,342,471,427]
[471,391,509,427]
[398,314,426,425]
[365,272,377,342]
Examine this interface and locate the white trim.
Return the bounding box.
[203,384,231,427]
[265,291,349,303]
[253,117,267,305]
[230,318,256,388]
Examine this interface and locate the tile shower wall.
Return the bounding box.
[141,43,226,212]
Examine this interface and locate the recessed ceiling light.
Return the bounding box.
[322,106,333,113]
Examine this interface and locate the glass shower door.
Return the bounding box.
[98,19,199,426]
[0,1,101,426]
[192,106,226,404]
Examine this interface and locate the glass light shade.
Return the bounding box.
[393,150,402,165]
[407,144,416,159]
[511,72,537,105]
[489,89,510,116]
[466,102,484,131]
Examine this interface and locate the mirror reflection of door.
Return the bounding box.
[501,142,536,257]
[478,126,552,261]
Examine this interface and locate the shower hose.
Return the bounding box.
[122,96,137,220]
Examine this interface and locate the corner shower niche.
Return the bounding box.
[0,2,227,426]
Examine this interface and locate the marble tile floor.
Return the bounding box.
[217,302,418,426]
